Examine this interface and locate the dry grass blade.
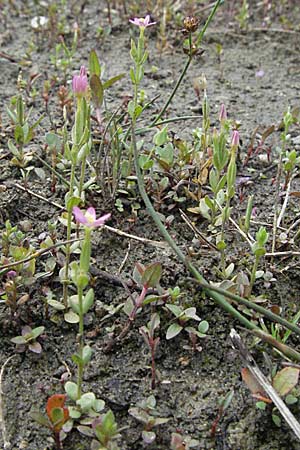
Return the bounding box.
[230,329,300,441]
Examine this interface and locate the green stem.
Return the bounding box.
[78,156,87,199]
[149,56,192,127]
[77,284,84,399]
[193,280,300,337]
[249,254,259,295]
[195,0,223,48]
[63,162,76,306]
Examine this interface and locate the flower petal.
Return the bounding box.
[86,207,96,221]
[93,213,111,227]
[73,206,88,224]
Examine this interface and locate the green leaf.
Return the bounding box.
[94,399,105,412]
[90,74,103,109]
[273,367,300,397]
[64,310,79,323]
[65,381,79,401]
[166,323,183,340]
[139,154,153,170]
[183,307,201,321]
[65,195,81,211]
[68,406,81,419]
[198,320,209,335]
[31,326,45,339]
[166,304,182,317]
[69,295,80,314]
[47,299,65,311]
[11,336,27,344]
[50,407,64,424]
[256,401,267,410]
[89,49,101,77]
[154,126,168,146]
[82,345,93,365]
[30,411,50,428]
[45,132,60,148]
[286,394,298,405]
[272,414,281,427]
[103,73,125,90]
[141,262,162,288]
[82,288,94,314]
[76,392,96,412]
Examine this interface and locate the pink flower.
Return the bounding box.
[219,103,227,122]
[72,66,88,97]
[7,270,17,278]
[255,69,265,78]
[73,206,111,228]
[129,15,156,28]
[231,130,240,147]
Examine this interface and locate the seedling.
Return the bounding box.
[64,382,105,420]
[11,325,45,353]
[170,432,200,449]
[129,395,170,445]
[249,226,269,295]
[78,410,121,450]
[211,390,234,437]
[165,304,202,340]
[140,313,160,389]
[120,262,162,341]
[31,394,70,450]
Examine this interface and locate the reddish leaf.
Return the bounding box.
[46,394,69,430]
[241,368,272,403]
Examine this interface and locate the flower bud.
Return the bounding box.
[72,66,88,97]
[231,130,240,147]
[219,104,227,122]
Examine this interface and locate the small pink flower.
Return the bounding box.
[219,103,227,122]
[73,206,111,228]
[7,270,17,278]
[231,130,240,147]
[255,69,265,78]
[72,66,88,97]
[129,15,156,28]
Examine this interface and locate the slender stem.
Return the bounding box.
[249,254,259,295]
[151,344,156,390]
[195,0,223,47]
[63,162,76,306]
[193,280,300,337]
[77,284,84,399]
[149,0,223,127]
[78,156,87,199]
[149,56,192,127]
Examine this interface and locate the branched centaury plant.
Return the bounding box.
[129,15,300,362]
[199,104,230,224]
[62,66,91,306]
[217,129,240,276]
[65,206,110,401]
[6,95,44,169]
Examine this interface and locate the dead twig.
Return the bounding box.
[230,329,300,441]
[104,225,168,249]
[0,355,17,449]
